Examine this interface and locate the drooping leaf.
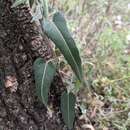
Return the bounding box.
[43,20,83,81]
[53,12,82,77]
[11,0,27,8]
[61,91,76,130]
[33,58,56,106]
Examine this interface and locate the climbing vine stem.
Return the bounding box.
[43,0,49,19]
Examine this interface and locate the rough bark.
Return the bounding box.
[0,0,66,129]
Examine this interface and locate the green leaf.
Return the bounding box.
[61,91,76,130]
[11,0,27,8]
[53,12,82,75]
[43,19,83,82]
[33,58,56,106]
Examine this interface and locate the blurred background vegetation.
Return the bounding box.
[49,0,130,129]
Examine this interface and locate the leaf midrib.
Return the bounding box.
[50,22,82,80]
[41,62,48,105]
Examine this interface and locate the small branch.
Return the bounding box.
[110,75,130,84]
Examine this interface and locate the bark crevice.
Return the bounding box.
[0,0,66,129]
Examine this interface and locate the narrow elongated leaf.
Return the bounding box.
[53,12,82,77]
[33,58,56,106]
[11,0,27,8]
[43,20,82,81]
[61,91,76,130]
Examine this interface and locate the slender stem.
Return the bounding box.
[43,0,49,19]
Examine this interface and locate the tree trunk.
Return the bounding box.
[0,0,66,129]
